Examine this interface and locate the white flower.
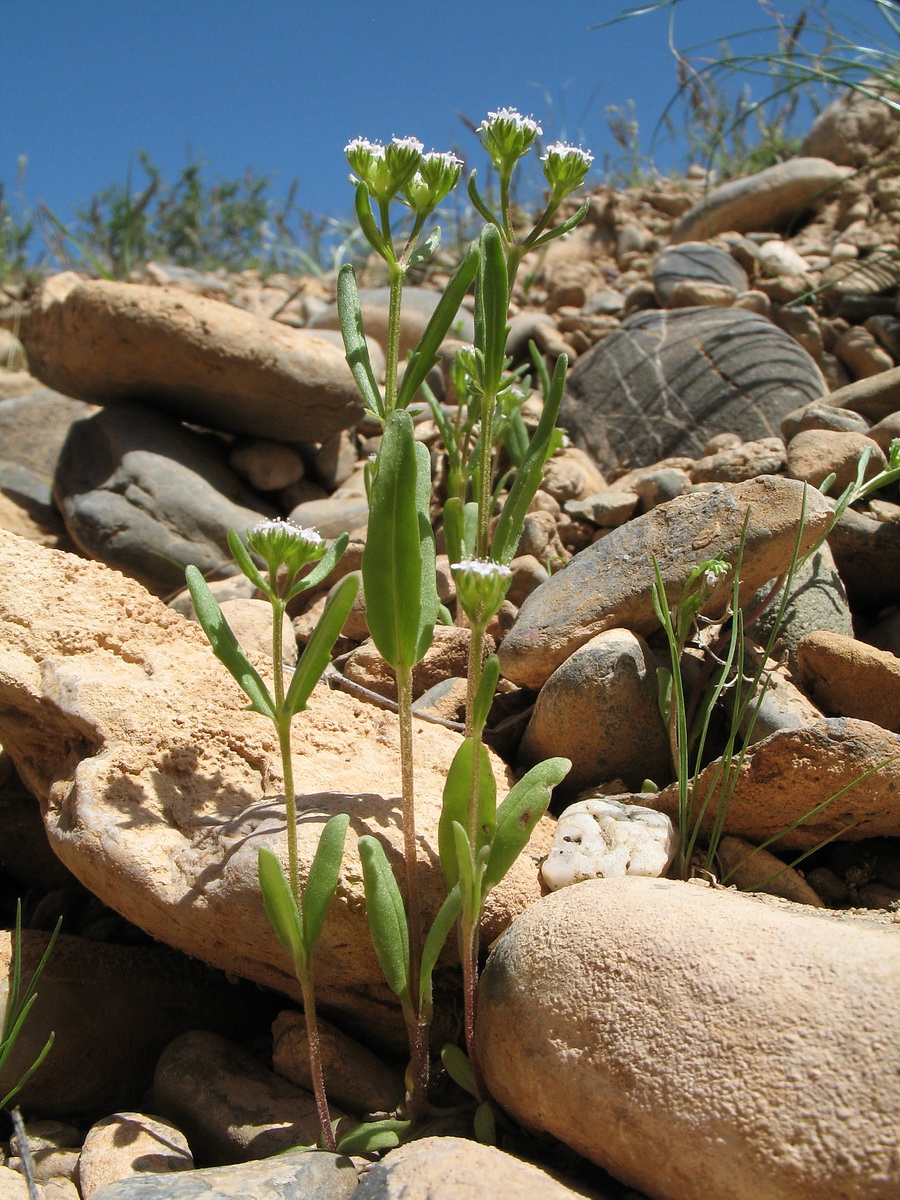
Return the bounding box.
[478,107,543,138]
[541,141,594,165]
[477,107,543,171]
[391,135,424,153]
[451,558,513,624]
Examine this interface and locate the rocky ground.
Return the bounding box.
[0,87,900,1199]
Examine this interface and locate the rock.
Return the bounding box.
[0,531,547,1052]
[153,1030,335,1165]
[78,1114,192,1198]
[721,645,823,744]
[560,307,826,473]
[517,629,670,794]
[53,402,276,596]
[828,506,900,611]
[780,400,870,440]
[758,238,812,277]
[309,285,474,357]
[353,1136,592,1200]
[168,573,258,620]
[649,718,900,849]
[0,1166,29,1199]
[564,490,638,528]
[288,495,369,540]
[689,436,786,484]
[499,476,833,690]
[272,1011,404,1115]
[87,1148,357,1200]
[796,630,900,732]
[541,797,676,889]
[868,409,900,453]
[343,626,491,704]
[665,280,736,307]
[0,931,273,1118]
[652,242,748,303]
[803,84,900,167]
[670,158,853,242]
[771,303,824,363]
[713,836,825,906]
[0,328,27,371]
[477,875,900,1200]
[20,275,364,441]
[786,428,886,490]
[216,599,297,666]
[228,440,305,492]
[833,324,895,377]
[7,1120,81,1185]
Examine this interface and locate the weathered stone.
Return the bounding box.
[79,1114,192,1198]
[780,400,870,440]
[309,285,474,357]
[670,158,853,242]
[796,630,900,732]
[21,275,364,441]
[652,241,747,302]
[518,629,670,794]
[834,324,895,377]
[824,363,900,419]
[804,84,900,167]
[786,428,886,490]
[541,797,676,889]
[713,836,825,906]
[53,402,275,595]
[0,532,547,1052]
[477,876,900,1200]
[649,718,900,848]
[560,307,826,473]
[828,506,900,611]
[690,436,786,484]
[228,440,305,492]
[499,477,833,690]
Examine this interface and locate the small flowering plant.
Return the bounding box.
[186,521,357,1150]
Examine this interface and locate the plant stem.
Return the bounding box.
[299,968,336,1149]
[384,263,404,413]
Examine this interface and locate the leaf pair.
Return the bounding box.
[258,813,349,977]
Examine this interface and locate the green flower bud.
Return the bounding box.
[452,558,513,626]
[402,150,463,215]
[541,142,594,200]
[345,136,424,203]
[477,107,542,174]
[246,518,326,577]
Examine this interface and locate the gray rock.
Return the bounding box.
[499,476,834,690]
[670,158,853,242]
[560,307,826,473]
[652,241,748,302]
[822,363,900,420]
[287,495,369,539]
[153,1031,339,1166]
[518,629,670,794]
[829,506,900,612]
[780,400,871,440]
[53,402,275,595]
[21,274,364,441]
[690,436,786,484]
[88,1149,357,1200]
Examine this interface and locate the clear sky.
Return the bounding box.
[2,0,889,254]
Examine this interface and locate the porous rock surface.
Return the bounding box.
[477,876,900,1200]
[0,529,548,1051]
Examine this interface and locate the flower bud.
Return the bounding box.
[345,136,424,203]
[402,150,463,215]
[541,142,594,199]
[477,107,542,174]
[246,518,326,577]
[452,558,513,625]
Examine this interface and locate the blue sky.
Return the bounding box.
[2,0,889,256]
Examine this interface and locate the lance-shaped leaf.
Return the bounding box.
[227,529,271,597]
[363,410,436,672]
[530,198,591,250]
[353,180,389,260]
[301,812,349,957]
[472,654,500,737]
[491,352,567,564]
[287,532,350,599]
[482,757,571,895]
[397,241,480,411]
[438,739,497,890]
[467,171,501,227]
[441,1043,478,1099]
[407,225,442,268]
[452,820,479,918]
[358,835,411,1006]
[474,1102,496,1145]
[419,885,462,1011]
[338,261,384,419]
[336,1118,410,1155]
[283,573,359,717]
[258,846,306,971]
[478,224,509,395]
[185,566,276,720]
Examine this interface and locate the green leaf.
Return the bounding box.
[491,352,567,564]
[358,835,411,1005]
[441,1043,478,1098]
[353,181,389,259]
[283,574,359,717]
[185,566,277,719]
[227,529,271,597]
[478,224,509,395]
[287,532,350,600]
[337,261,384,419]
[407,225,441,267]
[397,241,480,411]
[336,1118,410,1155]
[472,654,500,736]
[474,1101,496,1144]
[438,739,496,890]
[467,172,500,227]
[443,497,464,568]
[452,820,479,916]
[482,757,571,895]
[530,198,591,249]
[301,813,349,957]
[258,847,306,970]
[363,410,435,672]
[413,438,439,664]
[419,885,462,1010]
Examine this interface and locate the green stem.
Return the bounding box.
[460,917,486,1102]
[384,263,404,412]
[299,967,336,1150]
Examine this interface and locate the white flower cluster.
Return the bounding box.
[478,107,543,138]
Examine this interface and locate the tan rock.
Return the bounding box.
[0,531,545,1051]
[822,362,900,420]
[834,324,895,378]
[796,630,900,732]
[713,835,824,906]
[20,274,363,441]
[786,428,886,490]
[78,1113,192,1198]
[478,876,900,1200]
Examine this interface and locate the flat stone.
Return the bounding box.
[796,630,900,732]
[499,476,833,690]
[478,876,900,1199]
[560,306,826,473]
[78,1114,192,1198]
[824,363,900,419]
[53,402,276,596]
[652,241,748,302]
[670,158,853,242]
[21,274,364,441]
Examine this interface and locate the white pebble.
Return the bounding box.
[541,798,677,890]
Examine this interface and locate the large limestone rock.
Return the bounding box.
[499,476,834,690]
[477,876,900,1200]
[0,531,548,1051]
[560,306,826,473]
[803,85,900,167]
[20,274,364,441]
